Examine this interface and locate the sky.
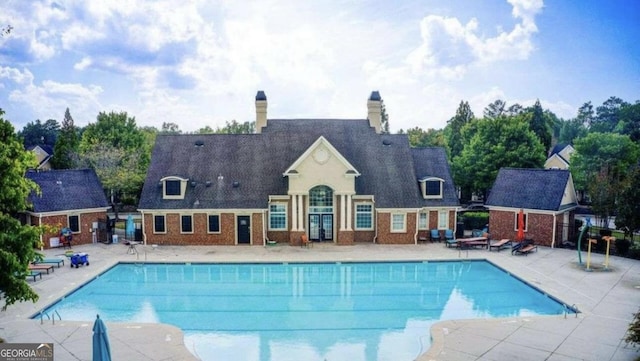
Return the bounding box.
[1,0,639,133]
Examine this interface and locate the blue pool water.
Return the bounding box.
[36,261,571,361]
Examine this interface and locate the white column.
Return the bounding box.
[297,194,304,231]
[340,194,346,231]
[346,194,353,230]
[291,194,298,231]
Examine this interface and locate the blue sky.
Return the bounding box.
[1,0,638,133]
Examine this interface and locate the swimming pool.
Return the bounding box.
[36,261,572,361]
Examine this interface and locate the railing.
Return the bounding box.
[39,309,61,324]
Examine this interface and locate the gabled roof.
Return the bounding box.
[284,136,360,177]
[485,168,576,211]
[26,169,110,213]
[139,119,459,210]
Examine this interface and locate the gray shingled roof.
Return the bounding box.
[26,169,110,213]
[411,147,460,207]
[139,119,459,210]
[485,168,574,211]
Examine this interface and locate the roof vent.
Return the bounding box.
[157,181,162,188]
[190,181,197,187]
[194,140,204,147]
[56,180,62,185]
[217,174,224,181]
[205,181,212,187]
[232,181,240,188]
[382,139,391,146]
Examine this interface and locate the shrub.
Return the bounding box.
[626,309,640,349]
[615,238,631,256]
[461,212,489,231]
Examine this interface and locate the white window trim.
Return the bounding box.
[269,202,288,231]
[418,212,428,230]
[162,176,187,200]
[437,210,449,230]
[419,177,444,199]
[153,214,166,234]
[355,203,374,231]
[68,214,80,233]
[180,214,194,234]
[514,212,528,232]
[207,213,221,234]
[391,213,406,233]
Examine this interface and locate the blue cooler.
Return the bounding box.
[70,253,89,268]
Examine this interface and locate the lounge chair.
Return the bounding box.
[16,270,42,282]
[489,239,512,252]
[429,229,442,242]
[443,230,457,248]
[512,239,537,256]
[33,258,65,267]
[28,264,54,274]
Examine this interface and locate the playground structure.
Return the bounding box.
[577,217,614,271]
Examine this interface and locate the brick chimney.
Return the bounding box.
[367,91,382,133]
[255,90,267,133]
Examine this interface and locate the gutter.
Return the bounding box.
[373,209,378,244]
[140,210,147,245]
[551,213,557,248]
[414,210,420,245]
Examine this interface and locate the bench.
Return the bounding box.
[457,237,488,250]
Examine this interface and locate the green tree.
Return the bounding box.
[51,108,80,169]
[0,109,42,310]
[558,118,588,145]
[79,111,148,207]
[616,165,640,242]
[483,99,506,120]
[522,100,552,153]
[619,101,640,143]
[571,132,640,227]
[160,122,182,134]
[452,116,545,199]
[18,119,60,148]
[592,96,627,133]
[380,99,390,134]
[444,100,475,160]
[214,120,255,134]
[405,127,444,147]
[576,101,595,128]
[195,125,215,134]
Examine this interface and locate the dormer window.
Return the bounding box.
[161,176,188,199]
[419,177,444,199]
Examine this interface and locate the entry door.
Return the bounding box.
[237,216,251,244]
[308,214,333,241]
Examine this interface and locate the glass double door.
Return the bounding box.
[309,214,333,241]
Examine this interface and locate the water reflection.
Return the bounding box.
[39,261,567,361]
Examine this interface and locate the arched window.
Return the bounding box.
[309,185,333,213]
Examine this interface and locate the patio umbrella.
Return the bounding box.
[516,209,525,242]
[92,314,111,361]
[125,214,135,240]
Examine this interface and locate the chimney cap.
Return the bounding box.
[256,90,267,101]
[369,91,381,101]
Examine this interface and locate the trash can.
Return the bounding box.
[112,234,118,244]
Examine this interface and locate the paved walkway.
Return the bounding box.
[1,242,638,361]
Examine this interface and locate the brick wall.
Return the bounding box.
[489,210,556,247]
[39,211,108,249]
[376,212,417,244]
[144,212,241,245]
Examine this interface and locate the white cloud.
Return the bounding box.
[0,66,34,85]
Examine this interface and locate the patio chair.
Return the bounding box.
[489,239,512,252]
[429,229,441,242]
[444,229,457,248]
[301,234,312,248]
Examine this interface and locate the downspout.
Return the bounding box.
[262,209,267,245]
[140,210,147,245]
[414,210,420,245]
[39,214,43,250]
[551,213,557,248]
[373,209,378,244]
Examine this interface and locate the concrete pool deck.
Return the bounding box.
[1,242,638,361]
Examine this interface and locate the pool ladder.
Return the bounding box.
[564,304,579,318]
[39,309,61,324]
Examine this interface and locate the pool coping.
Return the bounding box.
[1,243,638,361]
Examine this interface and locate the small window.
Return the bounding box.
[355,204,373,230]
[418,213,428,230]
[208,214,220,233]
[181,215,193,233]
[154,215,166,233]
[165,180,181,196]
[419,177,444,199]
[68,215,80,233]
[391,213,406,233]
[438,210,449,230]
[514,212,528,231]
[269,203,287,230]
